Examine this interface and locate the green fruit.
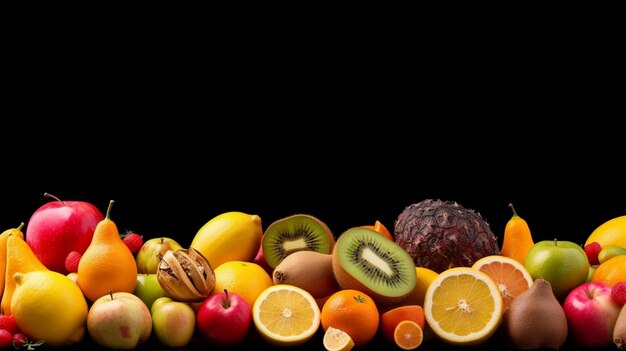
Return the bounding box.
[332,227,417,306]
[524,239,590,300]
[262,214,335,268]
[133,273,167,310]
[597,245,626,264]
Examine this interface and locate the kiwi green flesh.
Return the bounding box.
[262,214,333,268]
[336,227,416,297]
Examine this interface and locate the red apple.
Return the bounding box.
[196,289,252,345]
[151,297,196,348]
[25,193,104,274]
[563,281,622,347]
[252,243,273,276]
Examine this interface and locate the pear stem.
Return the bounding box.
[16,222,24,231]
[44,192,66,206]
[554,238,558,246]
[105,200,114,220]
[508,203,518,217]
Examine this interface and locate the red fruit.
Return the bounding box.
[0,314,17,335]
[64,251,82,273]
[12,333,27,348]
[0,329,13,349]
[611,282,626,305]
[584,242,602,266]
[122,232,143,254]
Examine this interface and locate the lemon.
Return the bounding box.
[190,211,263,269]
[424,267,503,346]
[402,266,439,307]
[11,270,88,346]
[212,260,273,308]
[585,215,626,250]
[253,284,321,347]
[323,326,355,351]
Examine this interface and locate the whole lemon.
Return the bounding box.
[400,266,439,307]
[11,270,88,346]
[585,215,626,250]
[190,212,263,270]
[212,260,273,308]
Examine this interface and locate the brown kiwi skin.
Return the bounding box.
[272,250,340,299]
[615,304,626,350]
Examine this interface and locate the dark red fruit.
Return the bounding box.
[583,242,602,266]
[611,282,626,305]
[0,314,17,335]
[0,329,13,349]
[122,232,143,254]
[12,333,27,348]
[64,251,82,273]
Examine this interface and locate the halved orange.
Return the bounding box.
[471,255,533,311]
[393,320,423,350]
[252,284,320,347]
[323,326,354,351]
[424,267,503,346]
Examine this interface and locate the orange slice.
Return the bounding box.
[323,326,354,351]
[252,284,320,347]
[424,267,503,346]
[471,255,533,311]
[393,320,423,350]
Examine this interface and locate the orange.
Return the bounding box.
[393,320,423,350]
[500,203,534,265]
[321,289,380,348]
[591,255,626,287]
[323,326,354,351]
[213,260,273,308]
[360,220,393,241]
[379,305,425,343]
[471,255,533,311]
[424,267,503,346]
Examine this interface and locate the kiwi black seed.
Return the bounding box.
[261,214,335,268]
[332,227,417,306]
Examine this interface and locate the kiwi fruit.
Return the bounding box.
[332,227,417,306]
[272,250,340,298]
[262,214,335,268]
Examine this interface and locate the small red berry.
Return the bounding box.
[64,251,82,273]
[0,329,13,349]
[12,332,27,348]
[122,232,143,254]
[0,313,17,335]
[612,282,626,305]
[583,242,602,266]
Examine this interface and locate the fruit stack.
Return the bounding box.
[0,195,625,351]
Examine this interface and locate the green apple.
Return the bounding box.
[136,237,183,274]
[151,297,196,348]
[587,265,598,282]
[133,273,167,309]
[525,239,590,300]
[87,292,152,350]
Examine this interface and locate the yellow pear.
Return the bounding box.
[77,200,137,302]
[0,223,25,301]
[1,231,48,315]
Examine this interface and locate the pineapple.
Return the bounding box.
[394,199,500,273]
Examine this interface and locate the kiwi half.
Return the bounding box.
[332,227,417,306]
[262,214,335,268]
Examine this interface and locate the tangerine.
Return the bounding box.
[360,220,393,241]
[592,255,626,287]
[320,289,379,348]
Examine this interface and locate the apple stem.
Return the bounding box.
[105,200,114,220]
[44,192,66,206]
[554,238,558,246]
[108,290,114,300]
[223,289,231,309]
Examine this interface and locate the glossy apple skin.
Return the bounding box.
[26,198,104,274]
[87,292,152,350]
[133,274,167,310]
[150,297,196,348]
[563,282,621,347]
[252,244,273,276]
[196,290,252,345]
[136,237,183,274]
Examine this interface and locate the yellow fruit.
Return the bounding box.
[500,203,535,265]
[400,266,439,307]
[11,270,88,346]
[0,223,25,303]
[585,215,626,250]
[252,284,321,347]
[424,267,503,346]
[323,326,355,351]
[190,211,263,270]
[591,255,626,287]
[212,260,273,308]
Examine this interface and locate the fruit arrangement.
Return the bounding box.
[0,194,625,350]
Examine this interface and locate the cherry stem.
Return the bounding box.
[44,192,66,206]
[105,200,114,220]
